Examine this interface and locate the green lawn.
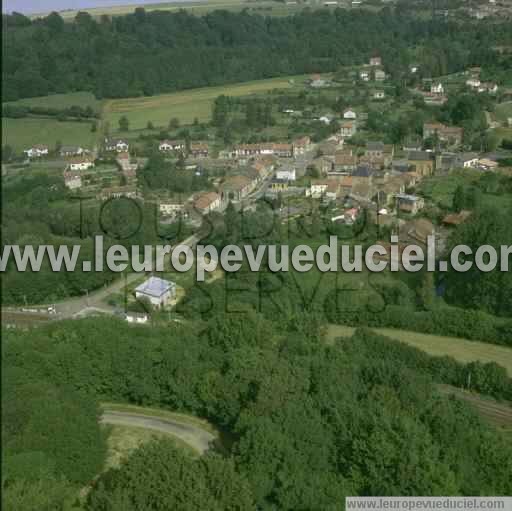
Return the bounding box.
[495,101,512,123]
[4,91,102,113]
[326,325,512,376]
[103,75,308,130]
[2,117,97,153]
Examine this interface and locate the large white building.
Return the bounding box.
[135,277,176,308]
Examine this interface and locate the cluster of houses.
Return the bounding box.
[225,137,311,160]
[465,68,499,94]
[158,140,210,158]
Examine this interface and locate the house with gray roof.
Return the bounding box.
[135,277,176,308]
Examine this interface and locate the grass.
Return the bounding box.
[104,424,196,470]
[41,0,306,20]
[326,324,512,376]
[4,91,102,113]
[2,117,97,152]
[495,101,512,123]
[103,75,307,130]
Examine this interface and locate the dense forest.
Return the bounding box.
[3,314,512,509]
[3,8,512,101]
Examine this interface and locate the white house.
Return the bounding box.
[159,202,185,217]
[63,170,82,190]
[60,145,84,157]
[466,78,481,89]
[431,83,444,95]
[68,156,95,171]
[456,153,479,168]
[369,56,382,66]
[360,71,370,81]
[125,312,149,324]
[105,138,129,153]
[374,69,386,81]
[24,144,49,158]
[134,277,176,308]
[159,140,186,152]
[308,180,330,198]
[276,165,296,181]
[343,108,357,120]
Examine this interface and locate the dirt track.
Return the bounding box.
[100,410,215,455]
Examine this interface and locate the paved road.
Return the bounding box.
[100,410,216,455]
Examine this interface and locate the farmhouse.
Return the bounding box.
[60,145,84,157]
[63,170,82,190]
[423,122,463,146]
[333,152,357,174]
[135,276,176,308]
[430,82,444,95]
[369,56,382,66]
[343,108,357,120]
[189,142,209,158]
[406,151,435,177]
[396,194,425,214]
[308,180,330,198]
[68,156,95,171]
[360,71,370,81]
[340,121,357,138]
[455,153,479,168]
[276,165,297,181]
[105,138,129,153]
[194,191,222,214]
[24,144,49,158]
[125,312,149,324]
[292,136,311,156]
[159,140,186,152]
[374,69,386,81]
[221,175,255,201]
[159,202,185,218]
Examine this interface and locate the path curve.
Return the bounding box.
[100,410,216,455]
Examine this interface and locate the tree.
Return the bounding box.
[147,121,154,130]
[168,118,180,130]
[118,116,130,132]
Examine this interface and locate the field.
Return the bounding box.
[4,91,102,113]
[495,101,512,123]
[2,117,97,153]
[103,75,307,130]
[326,324,512,376]
[40,0,307,20]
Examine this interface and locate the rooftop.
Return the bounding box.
[135,277,175,299]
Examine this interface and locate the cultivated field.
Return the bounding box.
[2,118,97,153]
[4,91,102,112]
[103,75,306,130]
[326,324,512,376]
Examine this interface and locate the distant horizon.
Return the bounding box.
[2,0,193,15]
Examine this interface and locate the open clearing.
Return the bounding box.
[101,402,218,456]
[326,324,512,376]
[4,91,102,112]
[103,75,306,129]
[495,101,512,123]
[40,0,304,20]
[2,117,97,152]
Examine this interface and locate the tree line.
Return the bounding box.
[3,8,511,101]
